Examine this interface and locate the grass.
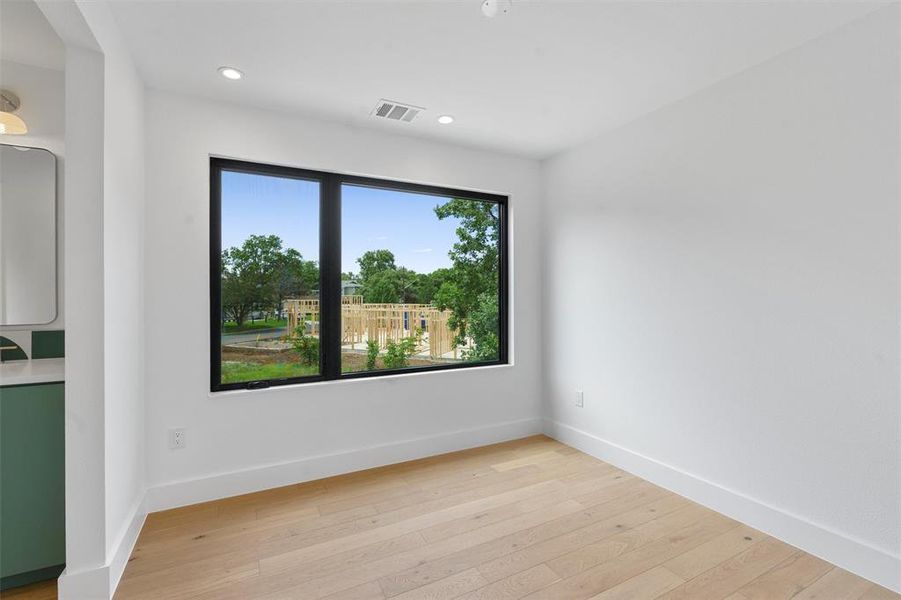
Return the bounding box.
[221,360,368,384]
[220,348,451,384]
[221,360,318,383]
[222,318,287,334]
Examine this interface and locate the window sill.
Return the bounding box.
[209,361,514,399]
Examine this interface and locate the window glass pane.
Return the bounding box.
[219,170,320,385]
[341,184,501,374]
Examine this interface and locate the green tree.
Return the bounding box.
[221,235,286,326]
[357,249,396,283]
[433,199,500,354]
[415,268,453,305]
[464,292,499,361]
[358,250,408,303]
[274,248,319,319]
[362,269,402,303]
[395,267,420,303]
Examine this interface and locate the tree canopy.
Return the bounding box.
[221,234,318,325]
[433,199,500,359]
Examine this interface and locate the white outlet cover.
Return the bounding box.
[169,428,186,449]
[576,390,584,407]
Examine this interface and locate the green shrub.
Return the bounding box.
[383,330,421,369]
[292,325,319,366]
[366,339,380,370]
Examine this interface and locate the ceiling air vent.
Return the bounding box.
[371,99,424,123]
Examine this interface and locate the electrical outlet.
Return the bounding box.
[575,390,584,408]
[169,428,186,449]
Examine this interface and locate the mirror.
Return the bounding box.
[0,144,57,325]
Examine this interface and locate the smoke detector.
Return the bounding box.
[370,99,424,123]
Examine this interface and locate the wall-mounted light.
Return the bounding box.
[0,90,27,135]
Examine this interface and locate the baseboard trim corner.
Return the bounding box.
[58,494,147,600]
[145,417,543,513]
[57,564,110,600]
[542,418,901,594]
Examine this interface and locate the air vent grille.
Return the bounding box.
[371,99,424,123]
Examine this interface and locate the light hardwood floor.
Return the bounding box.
[1,580,57,600]
[7,436,898,599]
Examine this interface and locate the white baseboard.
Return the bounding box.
[57,564,109,600]
[145,417,543,513]
[108,495,147,594]
[57,495,147,600]
[543,419,901,594]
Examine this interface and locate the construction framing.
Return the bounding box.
[284,296,458,359]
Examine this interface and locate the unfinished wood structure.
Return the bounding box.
[284,296,459,359]
[109,436,900,600]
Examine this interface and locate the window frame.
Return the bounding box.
[210,157,509,392]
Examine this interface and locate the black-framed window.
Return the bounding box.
[210,158,508,392]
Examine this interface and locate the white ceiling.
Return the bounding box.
[0,0,65,71]
[108,1,879,158]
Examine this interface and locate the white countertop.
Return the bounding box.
[0,358,65,387]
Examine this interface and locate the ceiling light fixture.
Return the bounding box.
[437,115,455,125]
[218,66,244,80]
[0,90,28,135]
[481,0,512,18]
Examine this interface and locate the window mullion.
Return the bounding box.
[319,174,342,380]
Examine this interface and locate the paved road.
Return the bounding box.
[221,327,287,344]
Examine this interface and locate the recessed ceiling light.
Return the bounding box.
[437,115,455,125]
[482,0,512,18]
[218,66,244,80]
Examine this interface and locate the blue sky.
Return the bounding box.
[221,171,461,274]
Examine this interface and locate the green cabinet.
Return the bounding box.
[0,382,65,590]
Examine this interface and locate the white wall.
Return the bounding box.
[77,0,147,582]
[143,91,543,509]
[58,42,107,598]
[39,1,147,597]
[542,7,900,591]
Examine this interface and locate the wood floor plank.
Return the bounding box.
[525,515,738,599]
[114,554,260,600]
[377,499,589,596]
[260,481,573,576]
[545,503,731,580]
[252,499,586,600]
[724,551,833,599]
[378,480,676,597]
[662,523,761,580]
[1,580,58,600]
[586,565,685,600]
[109,436,899,600]
[860,585,901,600]
[476,487,682,584]
[655,537,798,600]
[389,568,487,600]
[322,581,386,600]
[456,564,561,600]
[491,451,569,472]
[416,472,627,545]
[790,567,880,600]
